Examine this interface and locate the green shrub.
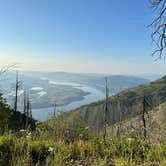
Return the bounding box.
[147,146,162,162]
[38,112,95,143]
[0,136,15,165]
[162,144,166,157]
[28,141,50,164]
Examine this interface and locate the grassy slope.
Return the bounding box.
[107,101,166,141]
[0,80,166,165]
[0,105,165,166]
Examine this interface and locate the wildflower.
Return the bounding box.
[26,135,31,140]
[85,126,89,130]
[27,132,32,136]
[128,138,134,142]
[48,147,54,152]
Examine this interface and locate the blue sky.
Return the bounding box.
[0,0,165,74]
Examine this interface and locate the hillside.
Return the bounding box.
[0,93,36,134]
[107,101,166,141]
[0,100,165,165]
[75,76,166,131]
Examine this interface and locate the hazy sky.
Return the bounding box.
[0,0,166,74]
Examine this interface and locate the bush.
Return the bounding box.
[37,112,95,143]
[162,144,166,157]
[147,146,161,162]
[28,141,50,165]
[0,136,15,165]
[0,135,165,166]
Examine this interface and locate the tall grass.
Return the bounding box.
[0,133,166,166]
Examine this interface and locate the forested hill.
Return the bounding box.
[0,93,36,134]
[75,76,166,131]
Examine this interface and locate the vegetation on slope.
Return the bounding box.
[0,134,166,166]
[75,76,166,131]
[0,93,36,134]
[0,108,165,166]
[0,77,166,165]
[107,102,166,141]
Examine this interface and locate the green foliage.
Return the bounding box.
[75,76,166,130]
[0,76,166,165]
[0,93,36,134]
[0,93,12,134]
[162,145,166,157]
[0,135,27,165]
[36,111,95,142]
[0,135,15,165]
[147,146,162,162]
[28,141,50,165]
[0,135,165,166]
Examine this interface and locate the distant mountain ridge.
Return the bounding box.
[18,71,150,94]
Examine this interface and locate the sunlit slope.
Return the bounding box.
[107,101,166,139]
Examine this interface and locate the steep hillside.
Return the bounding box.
[75,76,166,131]
[107,101,166,140]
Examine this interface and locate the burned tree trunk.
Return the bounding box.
[103,77,109,140]
[14,71,19,112]
[142,96,147,138]
[141,95,151,139]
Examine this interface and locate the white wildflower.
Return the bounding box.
[27,132,32,136]
[128,138,133,142]
[48,147,54,152]
[26,135,31,140]
[85,126,89,130]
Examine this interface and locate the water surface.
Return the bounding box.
[32,80,105,121]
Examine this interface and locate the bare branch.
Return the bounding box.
[149,0,166,60]
[0,63,20,76]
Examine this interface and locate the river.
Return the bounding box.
[32,80,105,121]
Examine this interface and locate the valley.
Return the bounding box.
[0,71,150,121]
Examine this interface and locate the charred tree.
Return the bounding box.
[141,95,151,138]
[14,71,21,112]
[142,96,147,138]
[103,77,109,140]
[54,102,56,116]
[25,92,32,129]
[117,100,122,137]
[23,90,27,115]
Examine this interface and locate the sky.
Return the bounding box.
[0,0,165,74]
